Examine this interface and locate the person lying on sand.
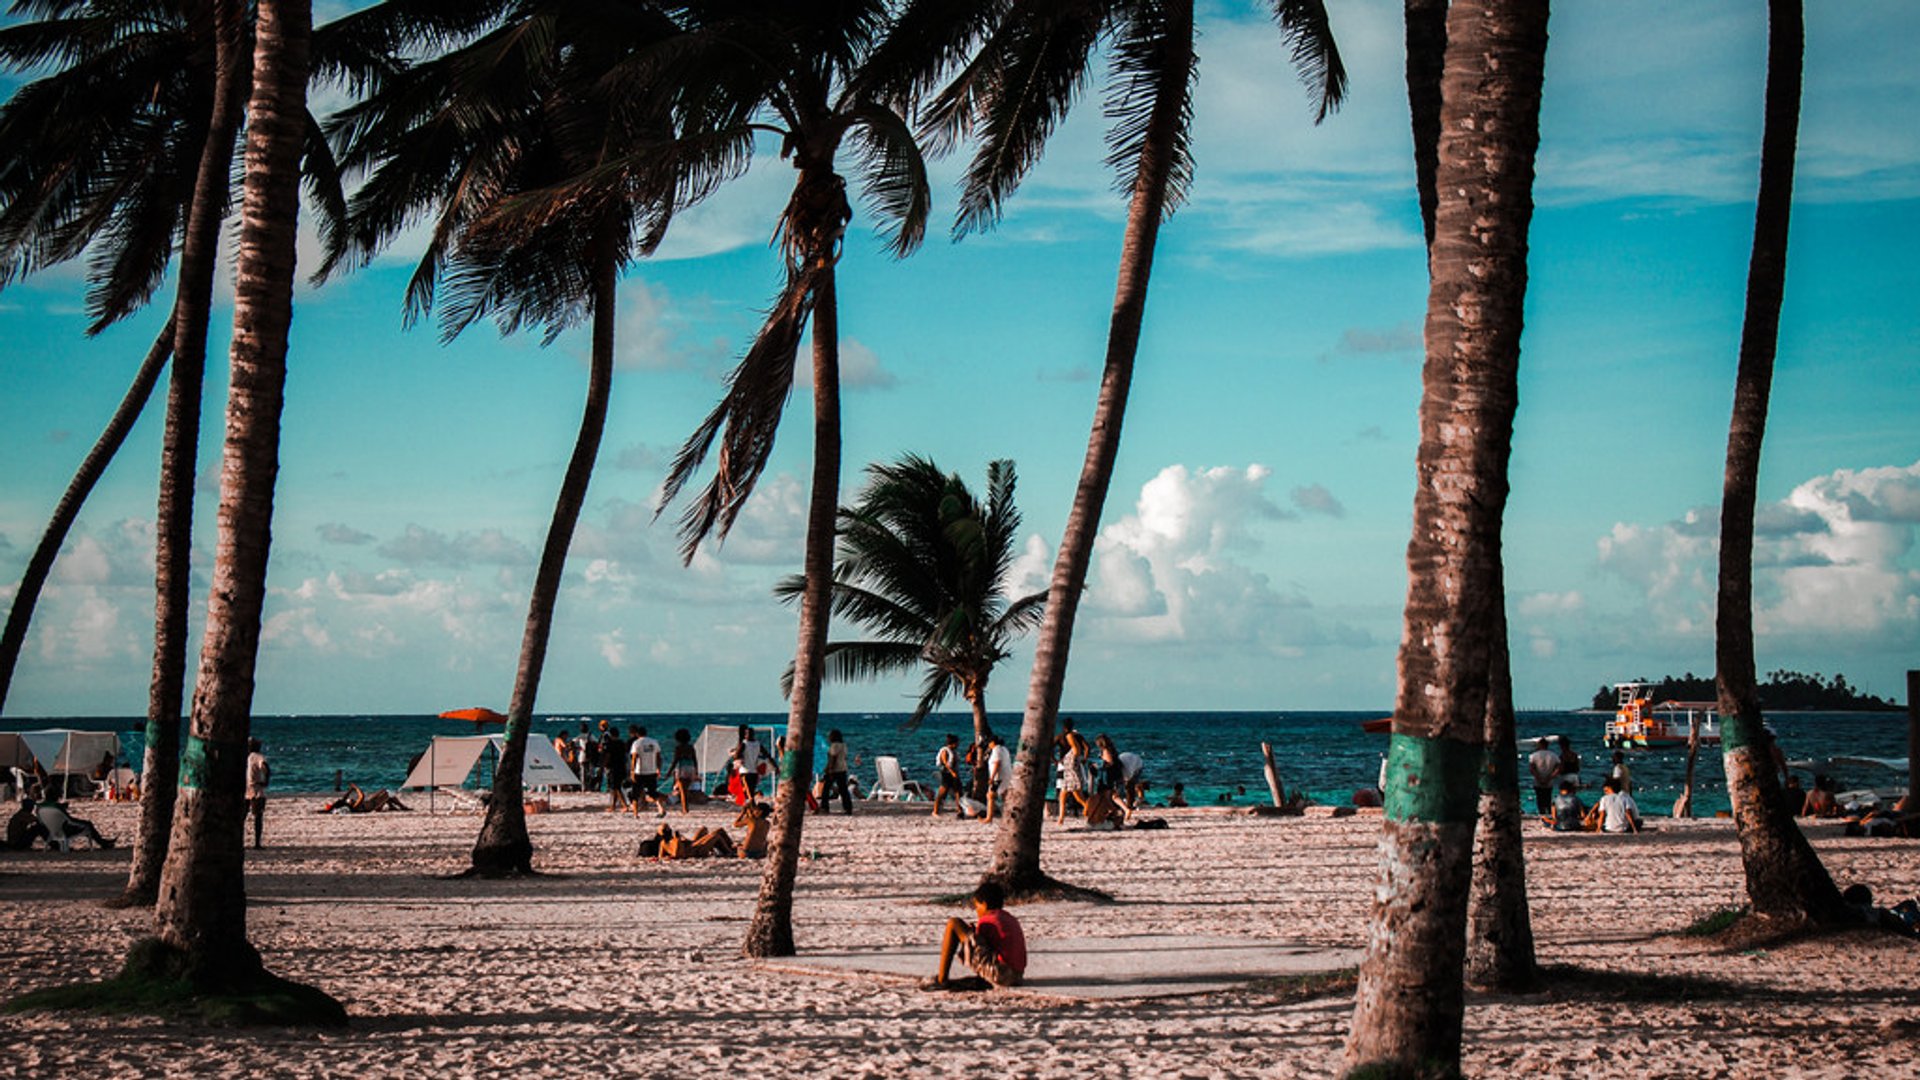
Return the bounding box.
[317,784,411,813]
[641,823,737,859]
[924,881,1027,991]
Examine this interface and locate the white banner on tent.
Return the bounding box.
[401,734,580,793]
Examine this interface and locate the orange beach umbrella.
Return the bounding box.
[439,706,508,725]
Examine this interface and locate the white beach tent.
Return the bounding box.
[692,724,784,792]
[1,729,122,798]
[401,734,579,812]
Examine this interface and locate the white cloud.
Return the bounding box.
[1083,464,1365,653]
[1517,591,1585,618]
[792,337,898,391]
[597,628,630,669]
[1596,460,1920,645]
[377,524,534,568]
[1290,483,1345,518]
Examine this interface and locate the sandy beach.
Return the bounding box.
[3,793,1917,1078]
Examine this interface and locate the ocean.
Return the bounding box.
[4,710,1909,817]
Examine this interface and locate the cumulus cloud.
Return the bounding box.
[597,628,630,669]
[1596,460,1920,645]
[1083,464,1366,653]
[1517,591,1586,618]
[698,473,808,567]
[377,524,534,569]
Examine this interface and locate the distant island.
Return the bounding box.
[1589,670,1904,712]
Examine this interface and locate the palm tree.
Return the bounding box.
[651,1,977,957]
[927,0,1343,899]
[1341,0,1548,1073]
[136,0,339,1018]
[1713,0,1845,925]
[320,0,684,877]
[1399,0,1538,992]
[774,455,1046,744]
[0,0,253,907]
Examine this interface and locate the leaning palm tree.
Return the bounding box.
[0,0,251,907]
[321,0,685,877]
[775,455,1046,744]
[925,0,1343,899]
[1713,0,1845,926]
[1342,0,1548,1073]
[650,0,982,957]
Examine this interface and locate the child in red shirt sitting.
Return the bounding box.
[926,881,1027,990]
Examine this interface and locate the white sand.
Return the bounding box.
[3,793,1917,1078]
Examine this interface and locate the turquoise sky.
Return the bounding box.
[3,0,1918,718]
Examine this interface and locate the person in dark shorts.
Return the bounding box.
[931,734,964,817]
[925,881,1027,990]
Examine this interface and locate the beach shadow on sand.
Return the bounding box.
[760,933,1362,1001]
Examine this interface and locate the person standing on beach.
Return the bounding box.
[244,738,271,849]
[984,733,1013,823]
[821,730,854,814]
[1054,720,1091,824]
[1527,738,1560,815]
[670,728,700,812]
[932,734,963,817]
[731,725,764,800]
[629,726,665,816]
[575,723,597,791]
[1608,751,1632,794]
[603,724,631,812]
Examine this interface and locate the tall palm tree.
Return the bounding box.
[1400,0,1538,992]
[137,0,338,1018]
[652,0,976,957]
[1713,0,1844,925]
[1341,0,1548,1073]
[775,455,1046,743]
[321,0,684,877]
[927,0,1343,899]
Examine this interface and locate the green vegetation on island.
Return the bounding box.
[1589,670,1902,712]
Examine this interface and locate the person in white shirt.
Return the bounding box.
[244,738,271,849]
[1595,778,1642,834]
[731,726,764,799]
[821,730,854,814]
[628,726,666,816]
[932,734,963,817]
[984,734,1014,823]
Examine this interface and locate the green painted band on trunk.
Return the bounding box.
[780,749,798,783]
[1384,732,1483,824]
[1720,709,1766,753]
[177,733,242,792]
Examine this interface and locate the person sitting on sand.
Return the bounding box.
[6,797,50,850]
[1167,783,1189,809]
[1547,780,1586,832]
[34,799,115,848]
[925,881,1027,991]
[318,784,411,814]
[1782,774,1808,816]
[1803,774,1842,818]
[735,800,771,858]
[1590,777,1642,834]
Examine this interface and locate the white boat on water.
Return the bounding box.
[1604,682,1721,749]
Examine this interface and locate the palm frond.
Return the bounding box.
[660,260,819,562]
[1104,0,1196,211]
[938,2,1105,236]
[845,101,930,258]
[1269,0,1347,123]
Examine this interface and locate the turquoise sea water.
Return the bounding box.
[4,710,1908,817]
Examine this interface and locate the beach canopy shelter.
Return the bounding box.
[2,729,122,798]
[402,735,579,810]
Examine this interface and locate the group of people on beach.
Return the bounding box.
[551,721,708,816]
[1528,736,1646,834]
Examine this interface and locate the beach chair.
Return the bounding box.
[870,756,929,802]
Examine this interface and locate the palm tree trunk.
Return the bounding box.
[981,0,1192,902]
[745,216,840,959]
[1343,0,1548,1072]
[1406,0,1539,992]
[1464,583,1538,989]
[149,0,312,989]
[122,0,251,908]
[1713,0,1843,924]
[967,684,992,746]
[471,231,618,878]
[0,329,171,714]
